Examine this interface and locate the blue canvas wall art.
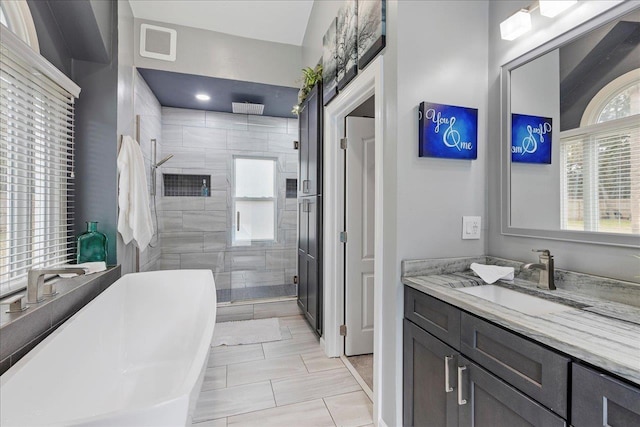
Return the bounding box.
[511,113,553,164]
[418,102,478,160]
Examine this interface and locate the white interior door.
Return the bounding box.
[345,117,375,356]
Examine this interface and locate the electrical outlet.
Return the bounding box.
[462,216,481,240]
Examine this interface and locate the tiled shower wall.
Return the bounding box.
[133,71,162,272]
[157,108,298,300]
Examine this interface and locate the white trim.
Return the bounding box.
[0,25,80,98]
[323,55,385,426]
[581,68,640,127]
[0,0,39,53]
[340,355,374,401]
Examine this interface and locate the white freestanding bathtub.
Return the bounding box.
[0,269,216,426]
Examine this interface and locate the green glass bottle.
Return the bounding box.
[77,221,108,263]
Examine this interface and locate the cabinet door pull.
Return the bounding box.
[457,366,467,405]
[303,180,310,193]
[444,356,454,393]
[237,211,240,231]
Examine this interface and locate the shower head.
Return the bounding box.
[153,154,173,168]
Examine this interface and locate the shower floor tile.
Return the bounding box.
[216,284,296,303]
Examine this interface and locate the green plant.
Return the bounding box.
[292,64,323,115]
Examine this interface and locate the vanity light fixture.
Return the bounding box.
[500,9,532,41]
[195,93,210,101]
[539,0,577,18]
[501,1,578,41]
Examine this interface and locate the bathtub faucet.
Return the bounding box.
[27,268,87,303]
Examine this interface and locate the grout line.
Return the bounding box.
[225,364,228,389]
[301,353,312,373]
[191,417,227,426]
[297,353,312,374]
[322,397,339,427]
[217,297,297,308]
[269,379,278,407]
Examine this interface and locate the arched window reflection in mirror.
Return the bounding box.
[561,70,640,235]
[0,0,39,52]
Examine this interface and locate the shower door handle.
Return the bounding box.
[237,211,240,231]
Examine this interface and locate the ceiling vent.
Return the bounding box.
[232,102,265,115]
[140,24,177,62]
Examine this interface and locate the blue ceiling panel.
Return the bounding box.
[137,68,299,118]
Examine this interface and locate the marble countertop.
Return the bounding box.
[402,273,640,387]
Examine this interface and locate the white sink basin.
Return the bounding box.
[458,285,574,315]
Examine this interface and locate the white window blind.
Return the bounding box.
[233,157,276,243]
[1,27,79,296]
[561,116,640,234]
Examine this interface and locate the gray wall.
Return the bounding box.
[394,2,489,424]
[72,2,119,266]
[488,0,639,283]
[134,18,302,88]
[301,1,488,425]
[134,72,163,272]
[28,0,121,266]
[27,0,73,77]
[116,0,136,274]
[301,0,342,68]
[157,108,298,293]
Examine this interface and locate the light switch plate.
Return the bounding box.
[462,216,481,240]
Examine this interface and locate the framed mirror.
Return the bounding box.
[501,3,640,248]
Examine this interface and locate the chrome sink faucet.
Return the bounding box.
[27,268,86,303]
[522,249,556,290]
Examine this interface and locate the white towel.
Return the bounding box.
[58,262,107,278]
[470,263,515,284]
[117,135,154,251]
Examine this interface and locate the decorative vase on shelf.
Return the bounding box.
[77,221,108,263]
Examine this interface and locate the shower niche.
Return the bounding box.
[163,174,211,197]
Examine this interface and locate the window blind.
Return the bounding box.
[0,29,78,296]
[560,116,640,235]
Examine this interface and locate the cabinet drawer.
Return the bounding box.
[572,363,640,427]
[461,313,569,418]
[458,356,566,427]
[404,287,461,349]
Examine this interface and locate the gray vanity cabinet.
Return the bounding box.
[572,364,640,427]
[404,318,459,427]
[458,356,566,427]
[404,285,569,427]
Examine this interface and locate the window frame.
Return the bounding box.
[0,0,40,53]
[580,69,640,127]
[0,23,79,298]
[232,155,278,245]
[559,69,639,235]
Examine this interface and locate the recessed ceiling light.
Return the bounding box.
[195,93,210,101]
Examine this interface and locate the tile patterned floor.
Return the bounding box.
[193,314,374,427]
